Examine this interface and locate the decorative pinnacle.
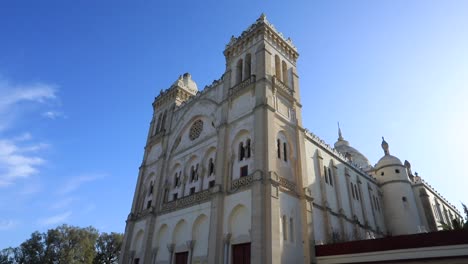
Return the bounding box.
[381,137,389,155]
[259,13,267,22]
[338,122,344,141]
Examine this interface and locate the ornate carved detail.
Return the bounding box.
[229,75,256,97]
[272,76,293,96]
[160,189,212,213]
[278,176,296,191]
[231,175,254,190]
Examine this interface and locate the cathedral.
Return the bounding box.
[119,15,462,264]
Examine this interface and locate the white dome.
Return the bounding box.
[375,154,402,169]
[334,128,371,169]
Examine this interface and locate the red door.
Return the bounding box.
[232,243,251,264]
[175,251,188,264]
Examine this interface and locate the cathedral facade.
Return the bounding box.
[120,15,461,264]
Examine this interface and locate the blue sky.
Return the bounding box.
[1,1,467,248]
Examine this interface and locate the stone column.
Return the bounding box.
[223,233,232,264]
[167,243,175,264]
[186,240,195,264]
[331,161,345,239]
[315,150,332,242]
[151,247,158,264]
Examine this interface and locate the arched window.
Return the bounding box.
[275,55,281,80]
[156,113,163,133]
[328,167,333,186]
[246,139,251,158]
[282,215,288,241]
[244,53,251,79]
[282,60,288,84]
[160,111,167,131]
[149,181,154,195]
[289,217,294,242]
[283,142,287,162]
[190,165,196,182]
[174,173,179,188]
[239,142,245,161]
[236,59,243,84]
[209,158,215,175]
[277,139,281,159]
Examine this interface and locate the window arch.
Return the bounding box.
[239,142,245,161]
[208,158,215,175]
[275,55,281,80]
[160,110,167,131]
[282,215,288,241]
[283,142,287,162]
[244,53,251,79]
[277,139,281,159]
[282,60,288,84]
[156,113,163,133]
[236,59,243,84]
[289,217,294,242]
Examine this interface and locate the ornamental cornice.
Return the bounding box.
[224,14,299,64]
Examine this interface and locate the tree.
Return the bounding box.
[15,232,45,264]
[93,232,123,264]
[0,248,15,264]
[0,225,122,264]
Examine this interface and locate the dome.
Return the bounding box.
[375,154,402,168]
[334,126,372,169]
[173,72,198,94]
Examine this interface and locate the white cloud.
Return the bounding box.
[0,137,47,185]
[38,211,72,226]
[0,76,60,187]
[58,173,106,195]
[0,219,19,230]
[0,76,59,130]
[42,111,66,120]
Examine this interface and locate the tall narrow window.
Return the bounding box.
[354,184,360,200]
[174,173,179,188]
[282,61,288,84]
[146,200,152,209]
[324,166,329,184]
[275,55,281,80]
[350,182,355,199]
[209,158,214,175]
[277,139,281,159]
[246,139,251,158]
[328,168,333,186]
[244,53,251,79]
[289,217,294,242]
[240,165,248,177]
[160,111,167,131]
[195,164,199,181]
[282,215,288,241]
[239,142,245,161]
[283,142,287,162]
[149,181,154,195]
[156,113,163,133]
[236,59,243,84]
[190,165,195,181]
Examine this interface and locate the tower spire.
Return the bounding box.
[338,122,344,141]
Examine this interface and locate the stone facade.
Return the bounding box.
[119,15,462,264]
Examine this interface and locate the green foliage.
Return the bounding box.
[93,233,123,264]
[0,225,123,264]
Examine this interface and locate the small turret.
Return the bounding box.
[374,137,423,235]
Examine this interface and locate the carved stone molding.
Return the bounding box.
[231,175,254,190]
[229,75,256,98]
[160,189,212,214]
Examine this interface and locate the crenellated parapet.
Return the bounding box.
[224,13,299,65]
